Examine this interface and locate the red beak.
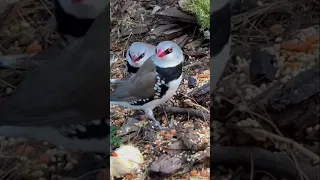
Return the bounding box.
[111,152,118,157]
[131,55,139,62]
[157,49,166,58]
[72,0,83,4]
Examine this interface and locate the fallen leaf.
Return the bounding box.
[280,40,312,52]
[197,73,209,78]
[26,41,42,55]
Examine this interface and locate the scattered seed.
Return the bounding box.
[200,129,207,134]
[190,169,198,176]
[170,129,176,135]
[165,133,171,139]
[144,144,150,149]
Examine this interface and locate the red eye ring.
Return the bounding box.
[168,48,173,52]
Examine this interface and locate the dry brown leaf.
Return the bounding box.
[26,41,42,55]
[280,40,312,52]
[305,35,319,44]
[197,73,209,78]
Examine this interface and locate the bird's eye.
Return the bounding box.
[168,48,173,52]
[138,53,145,60]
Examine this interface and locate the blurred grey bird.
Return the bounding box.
[0,0,108,70]
[110,42,156,83]
[110,41,184,129]
[0,6,110,153]
[54,0,109,45]
[210,0,231,91]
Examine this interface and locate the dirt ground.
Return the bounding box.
[110,0,210,179]
[0,0,319,180]
[0,1,105,180]
[110,0,319,179]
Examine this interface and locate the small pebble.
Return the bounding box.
[214,96,221,103]
[64,162,73,171]
[8,137,16,146]
[260,84,267,91]
[275,37,282,42]
[245,88,253,95]
[284,75,292,80]
[306,127,314,133]
[70,158,78,164]
[257,1,263,6]
[238,105,247,112]
[6,87,13,94]
[19,156,28,161]
[20,21,30,28]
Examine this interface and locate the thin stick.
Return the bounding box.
[164,106,209,120]
[242,128,319,163]
[183,99,210,114]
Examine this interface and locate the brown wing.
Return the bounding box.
[110,58,157,102]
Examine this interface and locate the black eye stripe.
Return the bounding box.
[138,53,145,59]
[164,49,172,54]
[128,52,133,59]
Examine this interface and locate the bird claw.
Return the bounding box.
[145,110,168,130]
[149,118,169,131]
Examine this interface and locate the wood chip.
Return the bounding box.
[155,7,197,24]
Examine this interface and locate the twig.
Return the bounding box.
[242,128,320,163]
[247,110,283,136]
[289,151,309,180]
[211,146,319,180]
[212,92,283,136]
[164,107,209,120]
[250,154,254,180]
[183,99,210,114]
[0,79,15,89]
